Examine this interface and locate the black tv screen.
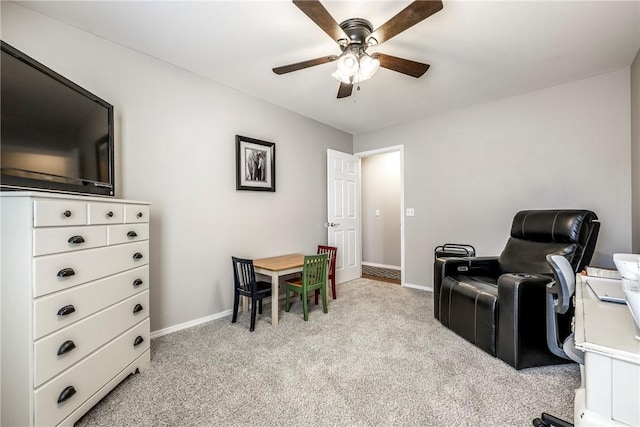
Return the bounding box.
[1,41,114,197]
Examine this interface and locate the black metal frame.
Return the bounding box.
[235,135,276,192]
[0,41,115,197]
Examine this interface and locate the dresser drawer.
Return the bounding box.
[87,202,124,225]
[34,291,149,387]
[107,223,149,245]
[33,241,149,298]
[124,204,149,223]
[34,319,150,427]
[57,350,150,427]
[33,226,107,256]
[33,200,87,227]
[33,266,149,339]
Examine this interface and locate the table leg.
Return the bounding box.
[242,296,248,313]
[271,271,279,326]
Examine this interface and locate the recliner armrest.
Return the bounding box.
[442,256,500,276]
[496,273,557,369]
[433,256,500,319]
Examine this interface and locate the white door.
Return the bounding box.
[327,149,361,283]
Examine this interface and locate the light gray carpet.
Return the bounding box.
[76,278,579,426]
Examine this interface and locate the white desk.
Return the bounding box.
[573,276,640,426]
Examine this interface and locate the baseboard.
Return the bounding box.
[150,309,233,339]
[402,282,433,292]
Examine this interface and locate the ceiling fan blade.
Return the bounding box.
[337,82,353,99]
[373,53,430,78]
[293,0,348,42]
[369,0,443,45]
[273,55,338,75]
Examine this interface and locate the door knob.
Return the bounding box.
[325,222,341,228]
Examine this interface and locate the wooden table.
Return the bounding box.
[252,253,305,326]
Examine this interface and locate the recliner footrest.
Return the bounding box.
[440,276,497,356]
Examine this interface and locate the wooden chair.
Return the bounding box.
[314,245,337,304]
[285,253,328,321]
[231,257,272,332]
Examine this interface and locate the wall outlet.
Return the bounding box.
[375,209,380,217]
[406,208,415,216]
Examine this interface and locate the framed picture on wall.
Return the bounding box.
[235,135,276,192]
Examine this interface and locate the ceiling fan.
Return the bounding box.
[273,0,444,99]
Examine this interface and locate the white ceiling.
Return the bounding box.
[16,0,640,135]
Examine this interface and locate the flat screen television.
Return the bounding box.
[1,41,115,197]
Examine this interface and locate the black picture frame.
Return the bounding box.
[235,135,276,192]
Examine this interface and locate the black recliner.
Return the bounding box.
[434,210,599,369]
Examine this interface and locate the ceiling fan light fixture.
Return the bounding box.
[332,49,379,84]
[336,52,359,76]
[358,54,380,81]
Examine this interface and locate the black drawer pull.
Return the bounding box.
[133,278,143,287]
[137,212,143,218]
[133,252,143,261]
[67,235,85,244]
[127,231,138,238]
[63,210,72,218]
[57,268,75,278]
[133,303,144,314]
[57,386,76,404]
[57,340,76,356]
[106,211,114,218]
[133,336,144,347]
[57,305,76,316]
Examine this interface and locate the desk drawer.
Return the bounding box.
[33,241,149,297]
[33,226,107,256]
[107,223,149,245]
[33,266,149,339]
[34,319,150,427]
[87,202,124,225]
[33,200,87,227]
[34,291,149,387]
[612,358,640,425]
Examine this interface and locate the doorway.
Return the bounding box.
[356,146,404,285]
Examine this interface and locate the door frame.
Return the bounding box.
[355,145,405,286]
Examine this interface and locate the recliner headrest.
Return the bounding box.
[510,210,598,244]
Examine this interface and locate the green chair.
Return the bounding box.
[285,253,328,321]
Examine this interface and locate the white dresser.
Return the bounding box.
[1,192,151,426]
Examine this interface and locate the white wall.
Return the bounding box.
[631,49,640,253]
[354,69,632,288]
[361,152,401,266]
[1,3,352,332]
